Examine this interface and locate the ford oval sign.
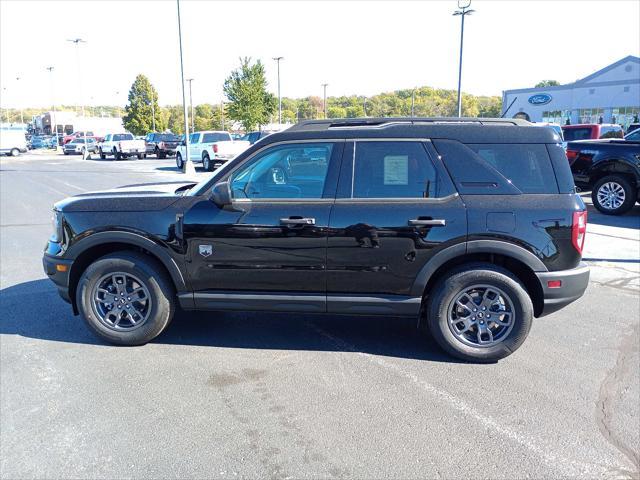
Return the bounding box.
[528,93,552,105]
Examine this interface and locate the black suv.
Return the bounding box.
[43,118,590,362]
[144,132,181,159]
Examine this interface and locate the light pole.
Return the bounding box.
[15,76,24,124]
[46,66,57,138]
[321,83,328,119]
[176,0,195,174]
[186,78,194,133]
[411,87,416,116]
[273,56,283,124]
[67,38,88,157]
[453,0,474,118]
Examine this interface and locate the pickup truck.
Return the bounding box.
[62,131,103,145]
[98,133,147,160]
[175,131,250,171]
[144,132,180,158]
[562,123,624,142]
[566,138,640,215]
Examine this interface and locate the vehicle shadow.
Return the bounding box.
[579,192,640,229]
[0,279,461,364]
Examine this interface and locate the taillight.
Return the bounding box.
[159,141,165,149]
[566,149,578,163]
[213,144,219,154]
[572,211,587,254]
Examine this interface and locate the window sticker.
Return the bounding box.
[383,155,409,185]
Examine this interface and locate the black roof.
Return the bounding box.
[263,117,560,144]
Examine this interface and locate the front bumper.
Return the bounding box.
[535,262,590,317]
[43,245,73,305]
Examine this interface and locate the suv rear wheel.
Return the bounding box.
[76,252,175,345]
[203,154,212,172]
[426,263,533,362]
[592,175,636,215]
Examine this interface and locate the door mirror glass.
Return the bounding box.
[211,181,232,207]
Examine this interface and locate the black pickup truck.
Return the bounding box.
[566,138,640,215]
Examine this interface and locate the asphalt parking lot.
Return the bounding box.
[1,151,639,479]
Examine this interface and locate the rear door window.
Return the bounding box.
[467,144,557,194]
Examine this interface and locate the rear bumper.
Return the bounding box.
[535,262,590,317]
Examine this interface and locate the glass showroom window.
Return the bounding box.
[611,106,640,130]
[542,110,563,124]
[578,108,604,124]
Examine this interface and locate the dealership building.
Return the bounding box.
[502,56,640,129]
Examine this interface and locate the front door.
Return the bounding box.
[326,140,467,314]
[182,141,344,311]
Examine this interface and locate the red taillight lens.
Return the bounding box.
[566,149,578,163]
[213,144,219,153]
[572,211,587,254]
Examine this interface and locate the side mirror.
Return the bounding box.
[211,181,232,207]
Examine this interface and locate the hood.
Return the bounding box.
[55,181,197,212]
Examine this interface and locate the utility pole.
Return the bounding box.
[453,0,474,117]
[67,38,88,157]
[411,88,416,116]
[363,96,367,117]
[176,0,195,174]
[273,56,283,124]
[46,66,57,139]
[186,78,194,133]
[321,83,328,119]
[15,76,24,124]
[151,91,156,132]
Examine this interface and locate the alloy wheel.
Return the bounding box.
[91,272,152,331]
[596,182,625,210]
[447,284,515,347]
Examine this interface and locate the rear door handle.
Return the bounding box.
[280,217,316,226]
[408,219,446,226]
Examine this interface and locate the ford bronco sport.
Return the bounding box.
[43,118,589,362]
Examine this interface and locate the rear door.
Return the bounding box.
[189,133,201,160]
[326,139,466,314]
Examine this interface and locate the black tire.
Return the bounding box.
[76,251,175,345]
[203,154,212,172]
[159,151,167,159]
[113,148,121,160]
[137,153,143,159]
[176,152,184,170]
[99,148,106,160]
[426,263,533,363]
[591,175,636,215]
[10,148,20,157]
[63,151,69,155]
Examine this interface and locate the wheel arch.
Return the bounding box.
[67,232,187,314]
[413,241,546,319]
[588,158,639,186]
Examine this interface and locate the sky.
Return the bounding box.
[1,0,639,109]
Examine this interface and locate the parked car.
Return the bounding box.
[566,138,640,215]
[624,127,640,141]
[43,117,590,362]
[97,133,146,160]
[0,129,28,156]
[63,138,99,155]
[31,135,58,149]
[144,132,180,158]
[62,131,102,145]
[240,130,273,145]
[175,131,250,171]
[562,123,624,141]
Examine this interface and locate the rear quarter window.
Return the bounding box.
[467,144,558,194]
[562,128,593,141]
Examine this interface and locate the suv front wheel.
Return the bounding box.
[426,264,533,362]
[76,252,175,345]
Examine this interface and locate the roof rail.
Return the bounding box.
[287,117,531,131]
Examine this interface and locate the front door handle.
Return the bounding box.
[280,217,316,226]
[408,218,446,226]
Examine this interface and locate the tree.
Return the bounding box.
[535,80,560,88]
[122,74,164,135]
[223,57,276,131]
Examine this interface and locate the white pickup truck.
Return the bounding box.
[98,133,147,160]
[175,131,250,171]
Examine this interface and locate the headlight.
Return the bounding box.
[51,210,63,243]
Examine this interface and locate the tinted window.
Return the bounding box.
[230,143,334,199]
[157,134,179,141]
[352,141,443,198]
[625,129,640,141]
[599,125,623,139]
[113,134,133,141]
[202,132,230,143]
[468,144,557,194]
[189,133,199,143]
[562,128,592,141]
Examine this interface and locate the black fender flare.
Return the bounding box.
[409,240,547,297]
[66,231,187,292]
